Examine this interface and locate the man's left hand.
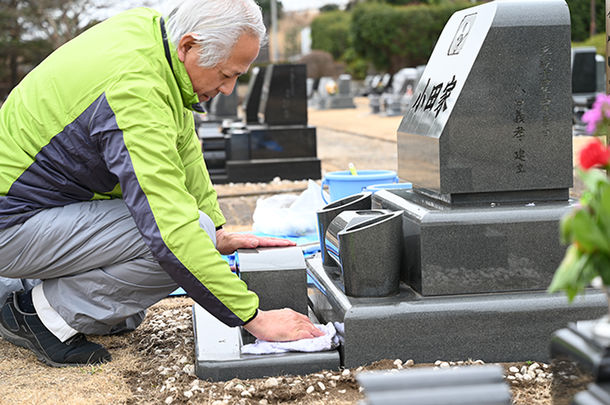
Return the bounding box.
[215,229,296,255]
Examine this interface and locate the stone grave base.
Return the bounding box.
[307,255,607,368]
[320,96,356,109]
[372,189,576,296]
[193,304,340,381]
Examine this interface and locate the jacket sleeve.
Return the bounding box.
[176,112,225,228]
[98,74,258,326]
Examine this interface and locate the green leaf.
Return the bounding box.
[570,209,610,254]
[548,245,594,302]
[559,211,575,244]
[578,168,608,193]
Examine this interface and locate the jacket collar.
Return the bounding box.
[159,17,200,111]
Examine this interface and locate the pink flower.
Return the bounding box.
[583,94,610,134]
[579,138,610,170]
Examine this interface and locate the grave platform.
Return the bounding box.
[193,304,340,381]
[373,189,576,296]
[307,254,606,367]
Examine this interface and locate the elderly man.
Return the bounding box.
[0,0,322,367]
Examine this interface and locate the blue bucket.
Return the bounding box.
[364,182,413,193]
[321,170,398,203]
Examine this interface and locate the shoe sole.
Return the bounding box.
[0,318,91,368]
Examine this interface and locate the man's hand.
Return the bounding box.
[243,308,325,342]
[215,229,296,255]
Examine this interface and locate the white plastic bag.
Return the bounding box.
[252,180,329,236]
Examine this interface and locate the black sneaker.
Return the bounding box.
[0,290,111,367]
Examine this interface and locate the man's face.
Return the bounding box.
[178,33,260,103]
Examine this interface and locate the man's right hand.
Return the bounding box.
[243,308,324,342]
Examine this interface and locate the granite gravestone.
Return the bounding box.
[312,75,356,109]
[305,0,606,368]
[381,67,418,116]
[571,47,603,135]
[207,91,238,121]
[222,63,320,183]
[258,64,308,125]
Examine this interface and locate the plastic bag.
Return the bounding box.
[252,180,329,236]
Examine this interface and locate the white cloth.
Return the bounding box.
[241,322,342,355]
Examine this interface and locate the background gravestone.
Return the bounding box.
[397,0,572,204]
[208,91,238,121]
[258,64,307,126]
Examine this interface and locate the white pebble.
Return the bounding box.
[165,397,173,404]
[528,363,540,372]
[264,377,279,388]
[179,356,188,364]
[356,366,364,372]
[393,359,403,367]
[509,366,519,373]
[342,369,351,376]
[306,386,315,394]
[259,400,269,405]
[474,359,485,365]
[520,366,527,374]
[224,382,234,391]
[434,360,442,366]
[338,389,346,394]
[440,362,450,368]
[522,374,533,382]
[183,391,193,398]
[506,375,516,380]
[182,364,195,376]
[235,384,244,391]
[535,377,546,384]
[515,373,524,380]
[241,390,252,398]
[405,359,414,367]
[317,382,326,391]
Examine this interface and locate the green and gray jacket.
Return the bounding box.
[0,8,259,326]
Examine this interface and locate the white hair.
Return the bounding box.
[166,0,267,68]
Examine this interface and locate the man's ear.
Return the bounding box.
[177,33,199,63]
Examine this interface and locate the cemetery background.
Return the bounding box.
[0,96,594,404]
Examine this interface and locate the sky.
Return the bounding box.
[281,0,349,11]
[91,0,350,20]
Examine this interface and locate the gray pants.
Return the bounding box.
[0,199,216,337]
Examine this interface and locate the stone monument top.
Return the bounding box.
[397,0,572,204]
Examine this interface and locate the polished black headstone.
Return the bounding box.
[258,64,308,125]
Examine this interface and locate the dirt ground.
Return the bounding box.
[0,98,595,404]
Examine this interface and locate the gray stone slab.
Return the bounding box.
[397,0,572,203]
[306,254,607,368]
[373,189,575,296]
[358,365,512,405]
[238,246,308,315]
[193,304,340,381]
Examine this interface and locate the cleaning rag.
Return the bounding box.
[241,322,341,355]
